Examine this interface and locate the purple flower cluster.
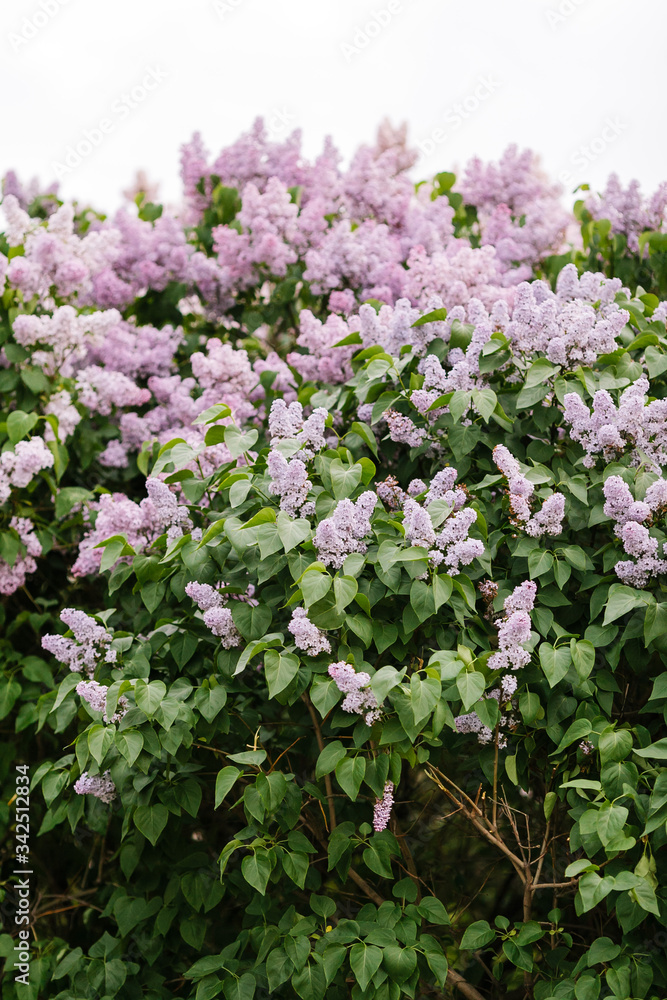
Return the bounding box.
[288,608,331,656]
[0,517,42,595]
[314,492,377,569]
[488,580,537,672]
[328,661,381,725]
[74,771,116,804]
[602,475,667,586]
[373,781,395,833]
[185,581,242,649]
[493,445,565,536]
[76,679,128,724]
[563,377,667,472]
[42,608,116,676]
[0,437,54,505]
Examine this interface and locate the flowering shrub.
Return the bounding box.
[2,121,667,1000]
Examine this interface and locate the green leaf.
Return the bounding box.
[264,650,299,698]
[335,756,365,801]
[528,549,554,579]
[570,640,595,681]
[134,679,167,717]
[383,946,417,985]
[241,851,273,895]
[134,804,169,846]
[644,602,667,646]
[224,972,256,1000]
[412,307,448,326]
[349,943,383,992]
[418,896,450,925]
[603,584,649,625]
[315,741,346,778]
[229,602,272,641]
[215,766,241,808]
[276,512,311,553]
[334,574,358,611]
[552,719,592,754]
[291,962,326,1000]
[634,739,667,759]
[300,570,332,606]
[456,672,485,711]
[539,643,571,687]
[461,920,495,950]
[7,410,38,444]
[282,851,309,888]
[115,731,144,767]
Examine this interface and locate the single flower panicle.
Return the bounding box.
[315,492,377,569]
[42,609,116,677]
[74,771,116,804]
[328,661,381,725]
[373,781,395,833]
[289,608,331,656]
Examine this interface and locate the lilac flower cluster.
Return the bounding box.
[563,377,667,472]
[314,492,377,569]
[493,445,565,536]
[373,781,395,833]
[328,661,381,725]
[76,680,128,724]
[268,399,329,458]
[74,771,116,804]
[0,517,42,595]
[42,608,116,676]
[185,581,242,648]
[402,497,484,576]
[585,173,667,253]
[506,265,628,369]
[0,437,54,505]
[488,580,537,672]
[288,608,331,656]
[602,475,667,586]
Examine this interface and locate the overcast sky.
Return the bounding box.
[1,0,663,213]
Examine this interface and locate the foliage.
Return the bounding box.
[1,126,667,1000]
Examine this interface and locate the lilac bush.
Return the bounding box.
[1,120,667,1000]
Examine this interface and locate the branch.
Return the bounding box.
[302,693,336,831]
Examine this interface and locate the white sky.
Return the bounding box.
[1,0,664,213]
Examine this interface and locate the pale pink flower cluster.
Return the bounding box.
[385,410,426,448]
[288,608,331,656]
[402,496,483,575]
[0,437,54,504]
[145,477,193,544]
[72,491,164,577]
[563,377,667,472]
[314,492,377,569]
[506,266,628,368]
[373,781,395,833]
[585,173,667,253]
[328,661,381,725]
[488,580,537,672]
[0,517,42,595]
[42,608,116,677]
[268,399,329,458]
[185,580,242,649]
[493,445,565,536]
[602,475,667,587]
[74,771,116,804]
[76,679,128,724]
[267,451,312,517]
